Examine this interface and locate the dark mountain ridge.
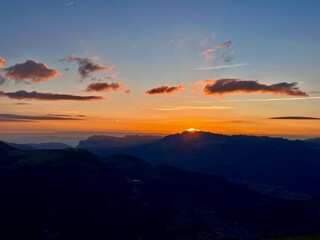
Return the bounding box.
[78,134,162,149]
[1,141,320,239]
[7,142,72,150]
[77,131,320,196]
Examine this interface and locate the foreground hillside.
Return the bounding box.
[0,141,320,239]
[78,131,320,196]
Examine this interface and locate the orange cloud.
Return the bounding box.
[0,90,104,101]
[145,85,183,95]
[123,89,132,94]
[195,79,308,96]
[0,57,5,68]
[3,60,59,83]
[86,82,122,92]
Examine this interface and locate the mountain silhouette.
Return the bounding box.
[1,141,320,239]
[7,142,72,150]
[78,131,320,196]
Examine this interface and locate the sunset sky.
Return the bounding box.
[1,0,320,139]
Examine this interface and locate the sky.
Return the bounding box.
[1,0,320,140]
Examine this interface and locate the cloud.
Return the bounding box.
[14,102,30,105]
[123,89,131,94]
[2,60,59,83]
[108,73,117,79]
[0,114,85,121]
[64,55,114,79]
[199,38,209,47]
[193,63,249,71]
[196,79,308,96]
[66,1,74,7]
[222,39,233,48]
[200,49,215,59]
[86,82,122,92]
[0,90,104,101]
[145,85,183,95]
[0,57,5,68]
[269,116,320,120]
[308,91,320,95]
[150,106,233,111]
[200,39,233,60]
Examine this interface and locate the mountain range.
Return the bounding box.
[1,140,320,239]
[78,131,320,197]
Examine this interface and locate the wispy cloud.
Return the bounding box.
[1,60,59,83]
[62,55,114,79]
[0,57,5,68]
[145,85,183,95]
[270,116,320,120]
[199,38,209,47]
[0,90,104,101]
[192,96,320,103]
[200,39,233,60]
[200,49,215,59]
[108,73,117,79]
[14,102,30,105]
[123,89,132,94]
[86,82,122,92]
[65,1,74,7]
[0,113,85,121]
[150,105,233,111]
[308,91,320,95]
[193,79,308,96]
[193,63,249,71]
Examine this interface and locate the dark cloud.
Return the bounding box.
[270,116,320,120]
[14,103,30,105]
[0,114,85,121]
[145,85,183,95]
[0,90,104,101]
[202,79,308,96]
[0,57,5,68]
[63,55,114,79]
[86,82,122,92]
[222,39,233,48]
[2,60,59,83]
[46,114,86,118]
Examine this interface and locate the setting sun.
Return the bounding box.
[187,128,200,132]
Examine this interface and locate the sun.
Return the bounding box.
[187,128,200,133]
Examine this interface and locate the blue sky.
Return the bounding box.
[0,0,320,137]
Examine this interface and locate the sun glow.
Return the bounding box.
[187,128,200,132]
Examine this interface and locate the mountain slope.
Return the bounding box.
[1,141,319,239]
[78,131,320,196]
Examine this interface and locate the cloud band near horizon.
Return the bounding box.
[0,113,85,122]
[0,90,104,101]
[270,116,320,120]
